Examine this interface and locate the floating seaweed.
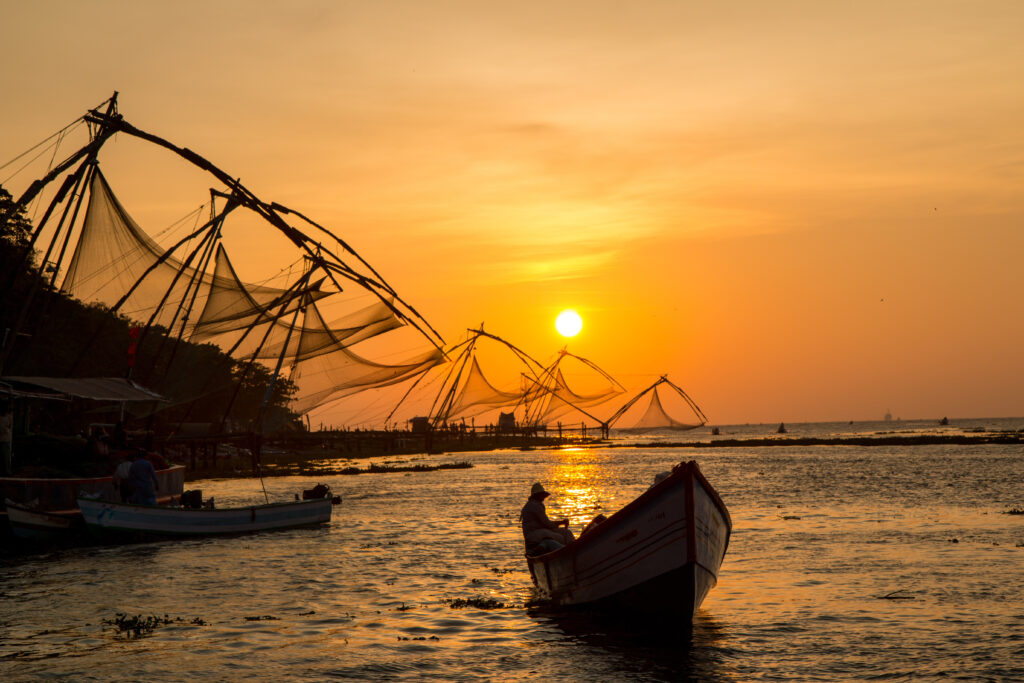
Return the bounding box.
[265,461,473,477]
[244,615,280,621]
[447,597,508,610]
[397,635,440,640]
[1003,507,1024,515]
[103,613,205,638]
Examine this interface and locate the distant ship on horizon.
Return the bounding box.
[884,409,893,422]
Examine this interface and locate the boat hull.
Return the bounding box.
[5,499,83,541]
[78,496,333,540]
[526,460,730,619]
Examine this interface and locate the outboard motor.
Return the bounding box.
[302,484,330,500]
[181,489,203,509]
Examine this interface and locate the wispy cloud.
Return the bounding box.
[481,248,619,285]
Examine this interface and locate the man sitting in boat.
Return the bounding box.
[520,483,574,554]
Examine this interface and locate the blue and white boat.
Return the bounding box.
[78,495,332,540]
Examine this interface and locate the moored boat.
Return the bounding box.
[78,494,333,540]
[526,460,731,619]
[5,498,83,541]
[0,465,186,533]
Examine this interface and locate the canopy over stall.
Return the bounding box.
[1,376,167,402]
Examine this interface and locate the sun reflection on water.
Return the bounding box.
[545,450,613,530]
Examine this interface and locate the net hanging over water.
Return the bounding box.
[607,376,708,431]
[2,94,453,436]
[190,244,330,345]
[444,356,526,420]
[61,169,239,327]
[285,302,444,414]
[58,166,443,416]
[523,351,624,428]
[419,328,543,428]
[189,245,398,363]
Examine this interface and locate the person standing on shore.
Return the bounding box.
[520,482,574,554]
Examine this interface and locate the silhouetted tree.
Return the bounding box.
[0,186,32,247]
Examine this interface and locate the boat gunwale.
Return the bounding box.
[0,464,185,486]
[5,499,82,528]
[527,459,731,564]
[1,465,186,517]
[77,496,333,538]
[5,499,78,520]
[78,520,330,538]
[76,496,332,515]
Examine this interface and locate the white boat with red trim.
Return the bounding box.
[526,460,731,619]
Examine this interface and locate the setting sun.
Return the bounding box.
[555,309,583,338]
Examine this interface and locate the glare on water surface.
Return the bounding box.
[2,421,1023,682]
[545,448,616,528]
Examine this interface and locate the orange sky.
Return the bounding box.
[2,1,1023,424]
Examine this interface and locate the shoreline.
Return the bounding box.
[188,460,476,482]
[183,434,599,481]
[612,432,1024,449]
[183,431,1024,481]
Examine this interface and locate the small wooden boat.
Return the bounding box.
[78,495,333,540]
[5,498,83,541]
[526,460,731,619]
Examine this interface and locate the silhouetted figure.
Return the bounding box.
[520,482,574,554]
[128,450,159,505]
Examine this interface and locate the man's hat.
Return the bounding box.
[530,482,549,498]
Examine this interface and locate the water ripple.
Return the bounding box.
[2,441,1023,680]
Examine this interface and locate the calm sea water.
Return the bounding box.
[2,418,1023,681]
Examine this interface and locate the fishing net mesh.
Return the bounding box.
[444,356,525,420]
[631,386,701,430]
[526,367,622,426]
[60,168,443,415]
[609,379,707,431]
